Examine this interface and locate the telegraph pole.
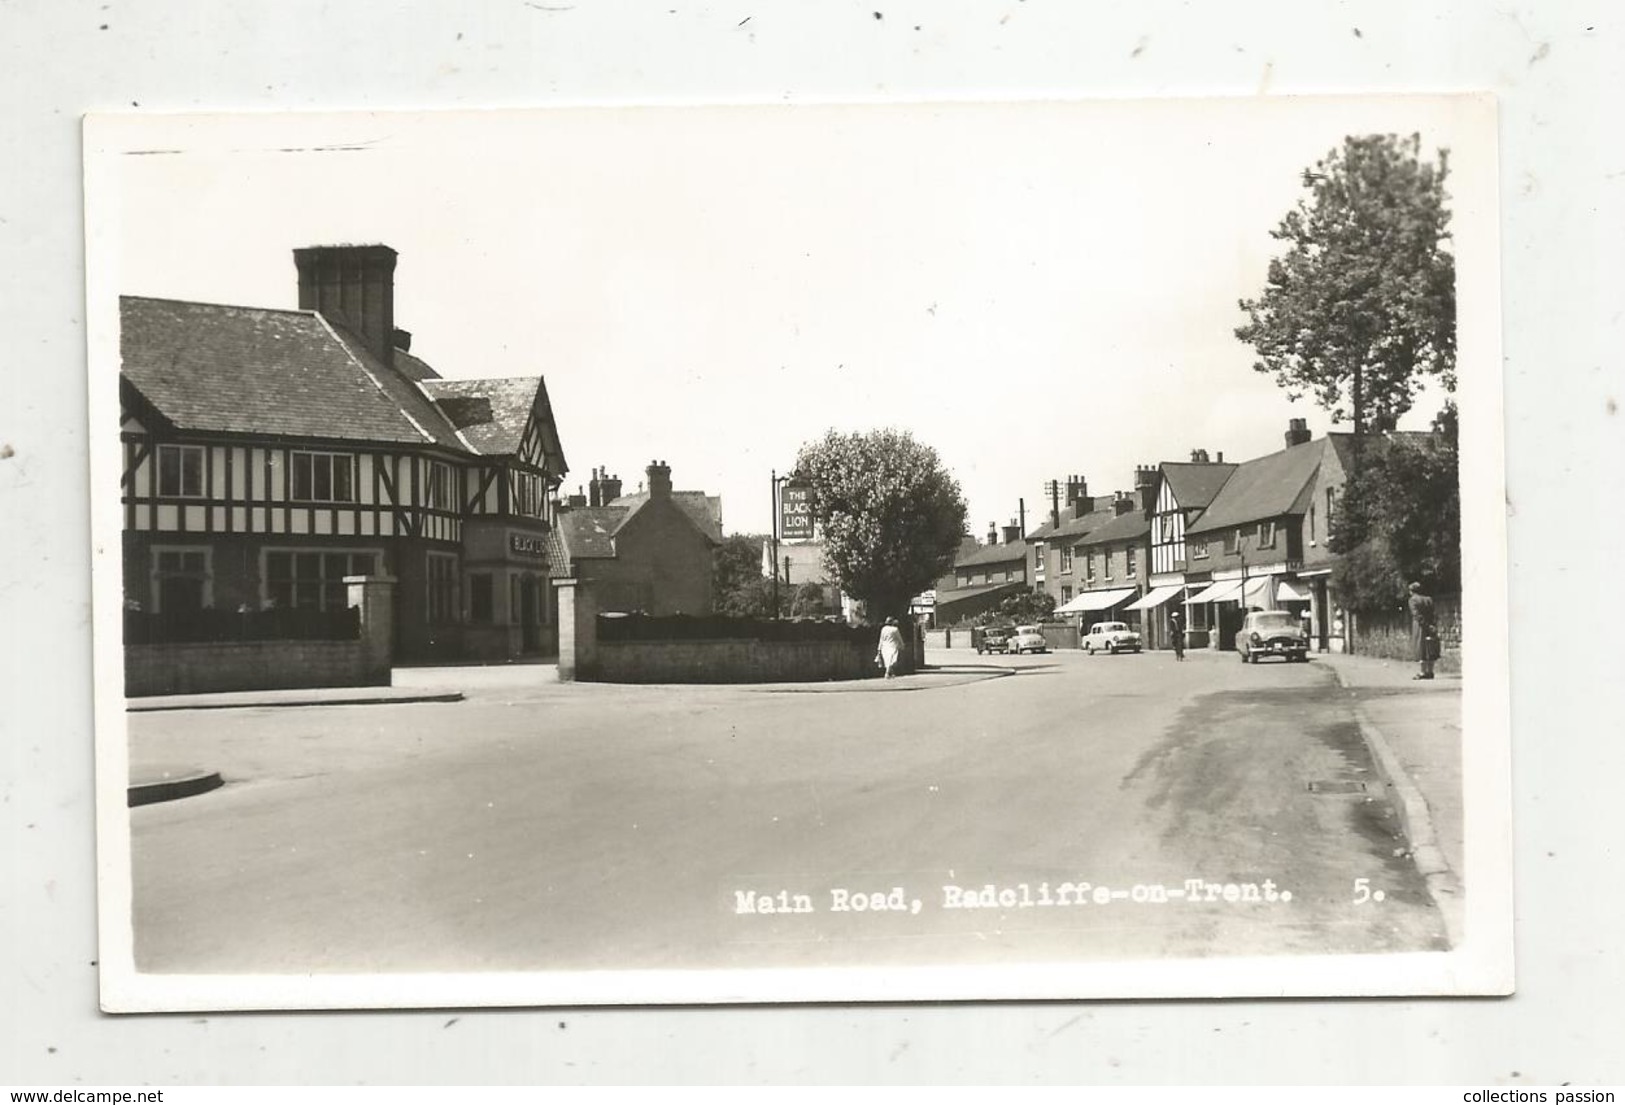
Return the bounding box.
[770,468,781,619]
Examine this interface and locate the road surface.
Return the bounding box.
[128,648,1446,974]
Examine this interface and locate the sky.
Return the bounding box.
[97,97,1484,537]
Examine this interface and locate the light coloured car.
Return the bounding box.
[1235,610,1309,663]
[1083,620,1141,654]
[1008,624,1048,654]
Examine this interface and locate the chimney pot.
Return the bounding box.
[1285,418,1312,448]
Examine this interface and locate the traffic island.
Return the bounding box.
[129,766,225,808]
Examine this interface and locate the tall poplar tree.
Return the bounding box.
[1235,133,1456,439]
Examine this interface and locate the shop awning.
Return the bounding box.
[1187,579,1242,604]
[1243,576,1271,600]
[1276,578,1313,603]
[1125,584,1186,611]
[1055,587,1137,614]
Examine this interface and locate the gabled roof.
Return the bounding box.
[954,539,1028,568]
[121,296,464,446]
[419,375,566,466]
[1159,461,1239,511]
[1076,509,1150,548]
[609,490,723,543]
[121,296,564,468]
[1185,439,1330,535]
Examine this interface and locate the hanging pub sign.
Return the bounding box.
[779,482,814,540]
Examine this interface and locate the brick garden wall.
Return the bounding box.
[595,639,876,684]
[125,639,384,696]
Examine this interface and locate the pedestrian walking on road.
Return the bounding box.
[1408,581,1439,680]
[877,616,905,679]
[1168,606,1186,661]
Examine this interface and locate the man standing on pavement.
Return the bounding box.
[1168,606,1186,661]
[1408,581,1438,680]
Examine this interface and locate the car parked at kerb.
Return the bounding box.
[1235,610,1309,663]
[1008,625,1048,654]
[1083,621,1141,654]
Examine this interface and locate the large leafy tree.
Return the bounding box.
[1236,134,1456,438]
[1330,405,1461,611]
[793,429,968,622]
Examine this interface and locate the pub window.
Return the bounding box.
[426,552,459,623]
[151,546,211,613]
[513,471,543,517]
[469,573,495,623]
[426,461,455,511]
[157,445,205,498]
[290,451,356,503]
[1126,543,1137,575]
[1258,521,1277,549]
[264,549,377,611]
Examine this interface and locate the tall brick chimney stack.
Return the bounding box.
[1285,417,1312,448]
[1134,464,1158,511]
[293,245,399,368]
[646,460,672,500]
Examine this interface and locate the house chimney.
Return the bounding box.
[588,466,624,507]
[1216,451,1225,463]
[1113,491,1135,516]
[987,521,998,546]
[1285,417,1311,448]
[646,460,672,500]
[393,328,412,353]
[1134,464,1158,511]
[567,490,587,509]
[1189,448,1210,464]
[294,245,399,368]
[1065,475,1088,506]
[1002,521,1021,545]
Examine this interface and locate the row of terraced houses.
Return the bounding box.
[934,421,1428,653]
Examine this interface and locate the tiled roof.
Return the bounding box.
[1186,439,1328,534]
[1160,462,1239,510]
[608,490,723,543]
[555,506,630,560]
[119,296,569,463]
[121,296,464,446]
[1076,509,1150,548]
[420,376,545,457]
[954,539,1028,568]
[1025,496,1116,541]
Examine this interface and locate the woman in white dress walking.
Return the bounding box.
[877,616,905,679]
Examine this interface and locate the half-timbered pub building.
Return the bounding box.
[119,244,570,662]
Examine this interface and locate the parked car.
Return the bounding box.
[1008,624,1048,654]
[973,625,1013,654]
[1083,621,1141,654]
[1235,610,1309,663]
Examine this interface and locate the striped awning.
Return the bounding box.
[1187,579,1242,604]
[1125,584,1186,611]
[1055,587,1137,614]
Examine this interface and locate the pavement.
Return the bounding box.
[1314,650,1464,944]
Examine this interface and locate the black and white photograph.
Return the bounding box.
[84,96,1510,1011]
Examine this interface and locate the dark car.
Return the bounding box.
[973,625,1013,654]
[1236,610,1310,663]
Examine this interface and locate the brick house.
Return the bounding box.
[933,523,1029,624]
[547,461,722,615]
[1061,491,1152,631]
[118,244,569,664]
[1136,451,1238,648]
